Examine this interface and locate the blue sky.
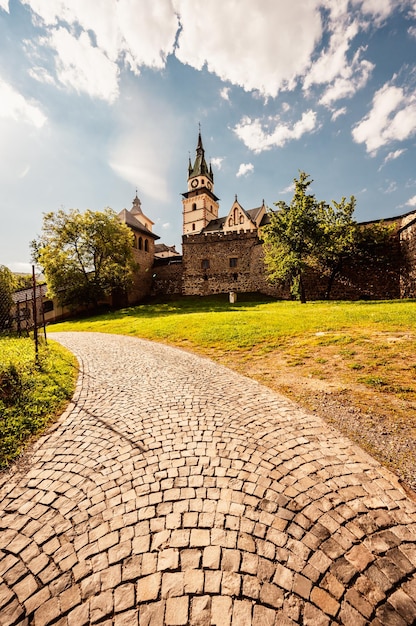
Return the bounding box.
[0,0,415,272]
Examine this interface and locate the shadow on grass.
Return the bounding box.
[52,293,280,326]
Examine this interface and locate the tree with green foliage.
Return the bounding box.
[0,265,17,330]
[314,196,357,300]
[262,172,392,301]
[32,208,137,310]
[262,172,319,303]
[314,199,393,299]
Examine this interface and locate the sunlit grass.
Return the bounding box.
[0,337,77,468]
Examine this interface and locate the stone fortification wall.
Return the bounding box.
[180,229,403,301]
[400,218,416,298]
[127,247,156,304]
[182,231,264,296]
[151,260,184,297]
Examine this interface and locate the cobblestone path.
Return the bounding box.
[1,332,416,626]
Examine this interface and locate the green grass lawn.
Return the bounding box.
[0,337,77,468]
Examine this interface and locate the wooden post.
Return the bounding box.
[32,266,39,360]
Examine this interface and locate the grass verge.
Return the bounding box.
[0,337,77,468]
[48,294,416,491]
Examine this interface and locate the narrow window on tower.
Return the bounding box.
[201,259,210,269]
[229,258,238,268]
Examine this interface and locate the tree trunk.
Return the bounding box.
[299,274,306,303]
[324,261,342,300]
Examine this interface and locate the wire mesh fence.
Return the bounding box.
[0,268,47,365]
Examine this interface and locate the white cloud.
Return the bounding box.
[234,111,318,153]
[220,87,230,101]
[174,0,322,98]
[383,181,398,193]
[211,157,224,170]
[0,0,9,12]
[28,66,56,86]
[39,28,120,102]
[113,1,178,73]
[22,0,178,99]
[406,195,416,206]
[331,107,347,121]
[319,55,374,107]
[280,183,295,194]
[18,0,415,110]
[236,163,254,177]
[42,0,178,68]
[0,76,46,128]
[304,4,376,107]
[383,149,406,165]
[353,0,402,23]
[408,26,416,38]
[352,81,416,154]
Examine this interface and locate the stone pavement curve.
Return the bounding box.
[1,332,416,626]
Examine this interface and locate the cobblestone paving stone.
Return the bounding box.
[1,332,416,626]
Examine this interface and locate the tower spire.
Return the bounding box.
[189,129,210,179]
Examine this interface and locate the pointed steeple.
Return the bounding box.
[131,192,143,216]
[189,131,211,180]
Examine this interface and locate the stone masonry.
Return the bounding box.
[0,332,415,625]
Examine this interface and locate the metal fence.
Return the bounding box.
[0,267,47,362]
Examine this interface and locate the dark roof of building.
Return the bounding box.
[201,217,227,233]
[188,132,214,182]
[154,243,180,254]
[13,284,48,303]
[118,209,159,240]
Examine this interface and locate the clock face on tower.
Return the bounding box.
[191,179,198,188]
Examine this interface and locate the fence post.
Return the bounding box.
[32,265,39,360]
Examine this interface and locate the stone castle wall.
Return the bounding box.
[151,260,184,297]
[400,218,416,298]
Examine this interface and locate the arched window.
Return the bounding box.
[192,203,197,211]
[228,218,233,227]
[239,215,244,224]
[192,223,196,231]
[144,239,149,252]
[233,207,238,225]
[138,237,143,250]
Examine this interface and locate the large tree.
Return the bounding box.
[0,265,16,330]
[262,172,319,303]
[32,208,137,310]
[262,172,392,301]
[314,197,357,300]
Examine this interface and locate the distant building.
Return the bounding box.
[154,244,181,259]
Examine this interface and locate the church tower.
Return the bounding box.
[182,132,219,235]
